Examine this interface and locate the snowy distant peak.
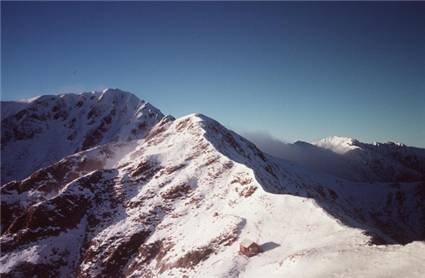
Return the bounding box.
[315,136,409,155]
[313,136,361,154]
[4,88,143,106]
[98,88,140,103]
[305,136,425,182]
[1,89,165,184]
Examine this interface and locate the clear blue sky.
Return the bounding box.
[2,2,425,147]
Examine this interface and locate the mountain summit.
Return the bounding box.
[1,90,424,277]
[1,89,165,184]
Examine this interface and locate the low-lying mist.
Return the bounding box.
[242,132,363,181]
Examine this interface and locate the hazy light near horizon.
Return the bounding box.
[2,2,424,147]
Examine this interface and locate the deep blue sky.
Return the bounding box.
[2,2,425,147]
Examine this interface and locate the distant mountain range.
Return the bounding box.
[1,89,424,277]
[245,134,425,183]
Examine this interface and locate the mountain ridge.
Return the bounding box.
[246,133,425,183]
[1,90,424,277]
[1,89,165,184]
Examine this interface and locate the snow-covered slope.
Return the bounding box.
[313,136,425,182]
[1,112,424,277]
[247,135,425,183]
[1,89,165,184]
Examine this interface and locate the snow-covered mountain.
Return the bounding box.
[1,89,165,184]
[1,91,424,277]
[312,136,425,182]
[246,134,425,183]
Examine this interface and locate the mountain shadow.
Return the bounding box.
[202,114,425,245]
